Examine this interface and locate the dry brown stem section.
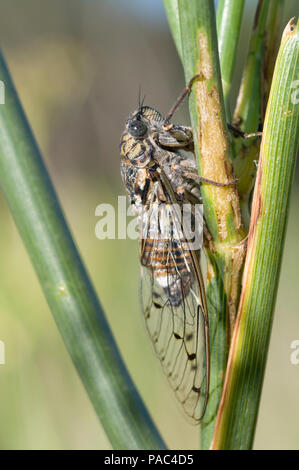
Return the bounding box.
[195,32,242,243]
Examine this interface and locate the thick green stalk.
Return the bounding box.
[212,19,299,450]
[216,0,245,114]
[177,0,245,449]
[0,51,165,450]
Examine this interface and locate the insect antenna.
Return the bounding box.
[138,85,146,107]
[138,84,142,109]
[137,85,146,119]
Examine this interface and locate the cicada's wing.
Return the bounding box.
[140,195,209,423]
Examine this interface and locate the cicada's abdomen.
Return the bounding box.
[141,237,193,307]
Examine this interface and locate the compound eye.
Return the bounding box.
[128,120,147,137]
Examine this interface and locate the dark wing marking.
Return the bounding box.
[140,172,209,422]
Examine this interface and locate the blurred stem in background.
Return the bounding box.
[0,51,165,450]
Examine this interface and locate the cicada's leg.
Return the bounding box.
[178,177,201,203]
[203,222,213,244]
[163,73,204,128]
[183,171,238,187]
[227,123,263,139]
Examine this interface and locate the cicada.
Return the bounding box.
[119,76,229,422]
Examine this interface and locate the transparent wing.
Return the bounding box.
[140,194,209,423]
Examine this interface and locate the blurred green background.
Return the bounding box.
[0,0,298,450]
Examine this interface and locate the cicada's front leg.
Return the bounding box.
[183,171,238,187]
[227,123,263,139]
[154,125,194,151]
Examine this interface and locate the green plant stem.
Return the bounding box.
[233,1,285,231]
[177,0,245,449]
[0,51,165,450]
[216,0,245,115]
[263,0,285,114]
[212,19,299,450]
[233,0,270,134]
[233,0,271,230]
